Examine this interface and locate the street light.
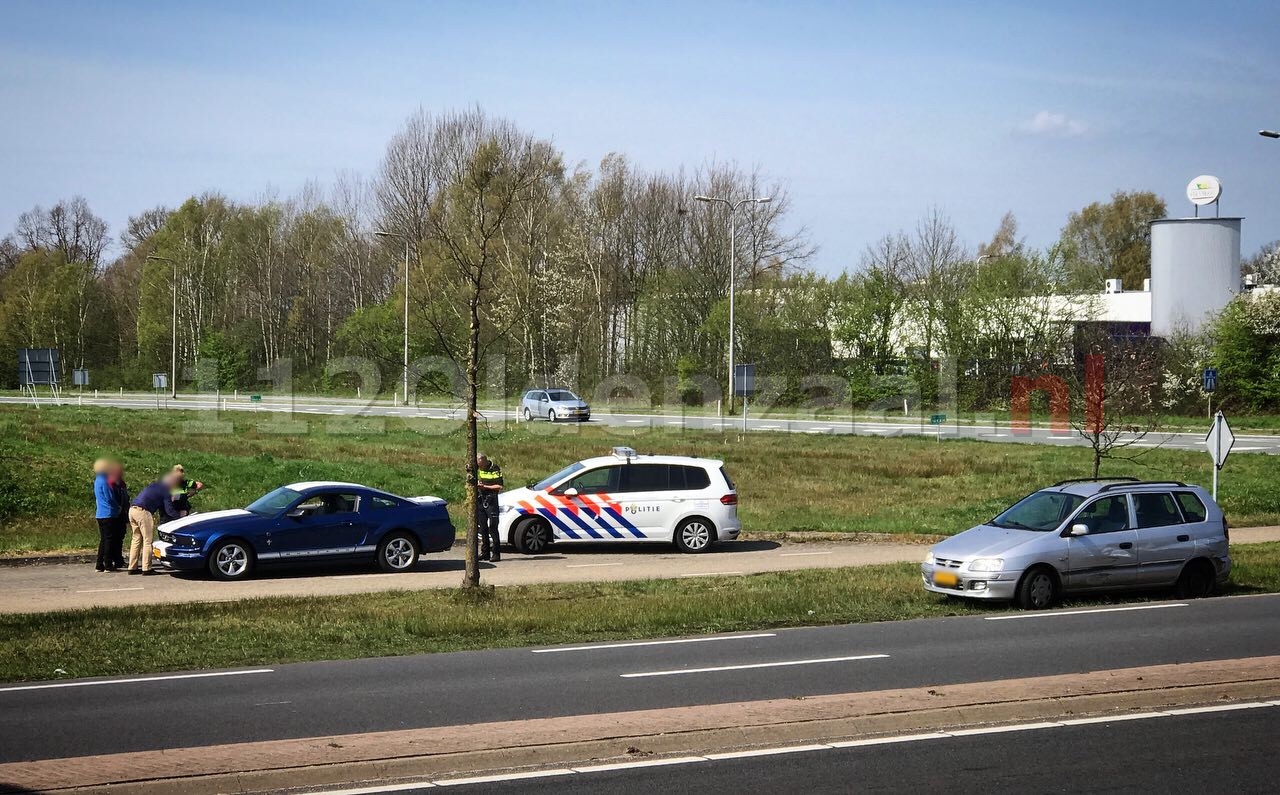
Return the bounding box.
[693,194,771,414]
[1260,130,1280,139]
[375,230,412,406]
[146,254,178,399]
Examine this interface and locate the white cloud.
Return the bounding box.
[1017,111,1089,138]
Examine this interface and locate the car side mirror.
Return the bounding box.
[1068,523,1089,537]
[563,487,579,498]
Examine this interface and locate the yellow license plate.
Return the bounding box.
[933,571,958,587]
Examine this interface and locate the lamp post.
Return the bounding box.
[693,194,771,414]
[146,254,178,399]
[375,230,412,406]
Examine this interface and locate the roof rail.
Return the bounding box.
[1097,480,1188,492]
[1053,476,1140,487]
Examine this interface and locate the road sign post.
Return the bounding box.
[1205,410,1234,501]
[930,413,946,442]
[734,364,756,433]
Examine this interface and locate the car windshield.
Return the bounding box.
[990,491,1083,532]
[247,486,302,516]
[534,462,584,491]
[547,390,578,401]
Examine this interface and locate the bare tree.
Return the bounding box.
[1067,332,1164,478]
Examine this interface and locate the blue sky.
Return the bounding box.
[2,0,1278,272]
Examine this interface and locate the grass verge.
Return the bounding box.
[4,405,1280,555]
[3,542,1277,683]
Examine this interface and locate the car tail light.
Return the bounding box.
[720,493,738,506]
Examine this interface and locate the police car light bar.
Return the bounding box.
[611,446,638,460]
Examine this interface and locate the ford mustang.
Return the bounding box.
[151,481,455,580]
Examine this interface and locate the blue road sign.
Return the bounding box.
[1203,368,1218,393]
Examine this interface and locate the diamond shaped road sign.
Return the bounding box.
[1205,412,1235,470]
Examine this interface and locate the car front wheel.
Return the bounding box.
[378,532,419,573]
[1016,566,1058,610]
[209,540,254,581]
[674,517,715,553]
[522,407,532,422]
[516,518,552,554]
[548,409,557,423]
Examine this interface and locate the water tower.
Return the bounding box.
[1149,175,1241,337]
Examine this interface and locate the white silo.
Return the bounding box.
[1149,217,1241,337]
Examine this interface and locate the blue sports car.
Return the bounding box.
[151,481,455,580]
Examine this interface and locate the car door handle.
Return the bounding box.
[671,496,684,503]
[1118,542,1133,550]
[1177,535,1190,542]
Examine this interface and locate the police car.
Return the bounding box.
[498,447,741,554]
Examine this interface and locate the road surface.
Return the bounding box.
[2,592,1277,764]
[5,528,1278,614]
[4,393,1275,454]
[435,707,1280,794]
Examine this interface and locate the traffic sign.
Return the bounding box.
[929,414,946,425]
[1202,368,1218,393]
[1205,411,1234,469]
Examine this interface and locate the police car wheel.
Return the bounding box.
[516,518,552,554]
[208,540,254,581]
[377,532,419,573]
[674,518,715,553]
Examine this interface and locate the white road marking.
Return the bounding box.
[435,769,576,787]
[679,571,744,578]
[74,587,145,594]
[0,668,273,693]
[565,562,624,569]
[305,701,1280,794]
[532,633,776,654]
[985,603,1187,621]
[254,700,293,707]
[779,551,834,558]
[620,653,889,678]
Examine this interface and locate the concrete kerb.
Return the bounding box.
[4,656,1278,795]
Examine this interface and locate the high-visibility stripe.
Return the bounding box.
[577,495,627,539]
[536,507,581,539]
[603,506,646,539]
[560,505,606,537]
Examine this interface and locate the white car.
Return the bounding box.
[498,447,741,554]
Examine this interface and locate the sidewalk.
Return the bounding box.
[2,529,1278,615]
[3,655,1277,794]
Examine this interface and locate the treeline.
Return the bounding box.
[3,106,1277,413]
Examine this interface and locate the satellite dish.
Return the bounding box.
[1186,175,1222,207]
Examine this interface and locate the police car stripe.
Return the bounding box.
[602,506,646,539]
[578,494,631,539]
[536,507,582,539]
[536,495,600,539]
[561,503,611,538]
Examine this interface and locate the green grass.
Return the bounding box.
[3,543,1278,683]
[3,404,1280,555]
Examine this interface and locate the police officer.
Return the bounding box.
[476,454,504,562]
[167,464,205,523]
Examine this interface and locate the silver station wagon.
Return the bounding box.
[922,478,1231,609]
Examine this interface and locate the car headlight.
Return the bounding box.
[968,558,1004,572]
[923,552,936,565]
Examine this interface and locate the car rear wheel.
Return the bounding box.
[378,532,419,573]
[1016,566,1058,610]
[674,517,715,553]
[1174,559,1216,599]
[209,540,254,581]
[515,518,552,554]
[548,409,557,423]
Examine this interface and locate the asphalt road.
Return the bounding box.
[3,393,1274,454]
[2,592,1277,764]
[442,708,1280,794]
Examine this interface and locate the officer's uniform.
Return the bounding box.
[476,463,504,561]
[166,477,198,524]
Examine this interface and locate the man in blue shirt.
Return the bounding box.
[128,472,181,574]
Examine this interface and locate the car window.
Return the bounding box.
[677,465,711,491]
[1173,491,1207,522]
[621,464,669,492]
[558,465,621,495]
[991,491,1083,531]
[719,466,736,491]
[1133,492,1184,528]
[248,486,302,516]
[1073,496,1131,534]
[293,492,360,517]
[547,390,578,401]
[535,462,584,491]
[367,496,400,511]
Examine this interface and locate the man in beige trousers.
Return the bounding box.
[127,471,181,575]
